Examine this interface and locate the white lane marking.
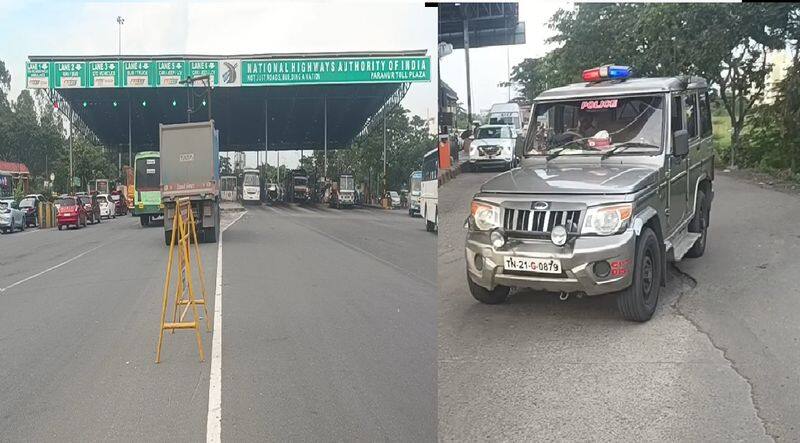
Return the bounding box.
[206,210,246,443]
[265,205,282,214]
[0,242,106,293]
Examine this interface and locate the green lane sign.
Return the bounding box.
[26,62,50,89]
[156,60,187,87]
[241,57,430,86]
[88,61,120,87]
[188,60,218,86]
[123,61,155,87]
[26,55,431,89]
[53,62,86,88]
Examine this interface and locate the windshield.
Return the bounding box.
[339,176,354,191]
[410,178,421,194]
[294,177,307,186]
[111,194,120,201]
[476,126,512,139]
[243,173,259,186]
[19,197,36,207]
[56,198,77,207]
[526,95,664,156]
[80,198,93,206]
[135,157,160,191]
[0,201,8,210]
[390,191,399,198]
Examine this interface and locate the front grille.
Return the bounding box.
[478,146,501,156]
[503,208,581,234]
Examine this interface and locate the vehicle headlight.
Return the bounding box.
[470,200,501,231]
[582,203,633,235]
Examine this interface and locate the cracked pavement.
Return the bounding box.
[438,171,799,441]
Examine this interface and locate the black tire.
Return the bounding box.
[58,225,63,231]
[426,220,435,232]
[685,190,709,258]
[468,274,511,304]
[20,220,25,231]
[140,216,149,227]
[617,227,662,322]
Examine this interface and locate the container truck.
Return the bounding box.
[159,121,220,245]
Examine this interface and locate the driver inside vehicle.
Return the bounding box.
[573,112,599,137]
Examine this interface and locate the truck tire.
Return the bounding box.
[617,227,662,322]
[685,190,709,258]
[140,215,149,227]
[468,274,510,304]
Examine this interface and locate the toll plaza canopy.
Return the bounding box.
[438,3,525,49]
[26,50,430,152]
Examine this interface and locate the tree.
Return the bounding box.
[506,3,798,166]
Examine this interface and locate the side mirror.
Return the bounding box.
[11,201,19,209]
[673,129,689,157]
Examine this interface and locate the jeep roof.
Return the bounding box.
[535,76,708,101]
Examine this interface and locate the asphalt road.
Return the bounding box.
[0,203,435,441]
[220,204,436,441]
[438,170,800,441]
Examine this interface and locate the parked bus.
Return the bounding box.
[241,168,261,204]
[421,148,438,232]
[408,170,422,217]
[133,151,163,226]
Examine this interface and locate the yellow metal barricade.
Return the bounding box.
[37,202,56,228]
[156,198,211,363]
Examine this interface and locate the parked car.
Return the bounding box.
[389,191,401,208]
[96,193,116,219]
[55,196,87,230]
[17,196,41,227]
[80,194,101,224]
[110,191,128,216]
[0,199,26,233]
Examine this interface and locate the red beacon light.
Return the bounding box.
[582,65,632,83]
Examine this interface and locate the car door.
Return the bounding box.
[690,90,714,211]
[666,94,690,235]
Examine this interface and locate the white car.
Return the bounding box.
[96,194,116,219]
[389,191,401,208]
[0,199,25,233]
[468,124,517,171]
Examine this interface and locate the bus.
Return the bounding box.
[421,148,438,232]
[88,179,111,195]
[408,170,422,217]
[133,151,163,226]
[241,168,261,204]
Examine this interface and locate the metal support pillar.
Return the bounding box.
[264,99,269,181]
[68,110,74,193]
[323,96,328,180]
[463,14,473,123]
[382,117,387,196]
[128,100,132,166]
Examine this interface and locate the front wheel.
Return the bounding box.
[617,227,662,322]
[140,216,149,227]
[468,275,510,304]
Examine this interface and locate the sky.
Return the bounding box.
[439,1,569,118]
[0,0,437,169]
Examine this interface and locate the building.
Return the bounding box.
[0,161,30,196]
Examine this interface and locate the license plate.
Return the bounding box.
[504,256,562,274]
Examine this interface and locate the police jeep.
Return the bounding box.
[465,65,714,322]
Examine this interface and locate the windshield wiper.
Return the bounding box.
[600,142,661,160]
[545,139,584,160]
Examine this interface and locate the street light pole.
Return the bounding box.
[116,16,124,57]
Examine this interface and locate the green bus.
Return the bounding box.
[133,151,163,226]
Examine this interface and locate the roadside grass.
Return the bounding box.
[712,114,731,162]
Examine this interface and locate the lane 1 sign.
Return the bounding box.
[26,62,50,89]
